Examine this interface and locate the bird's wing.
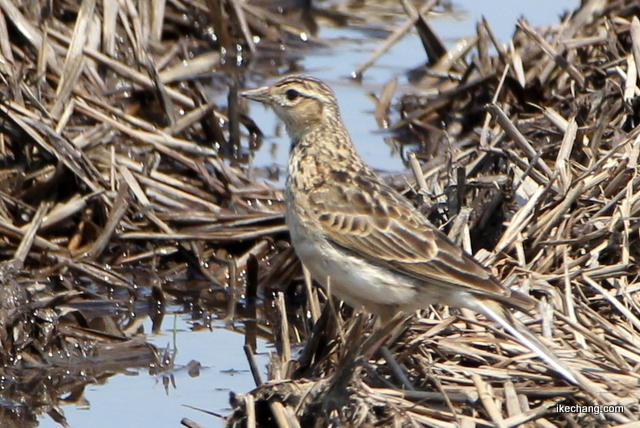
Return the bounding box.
[309,172,534,311]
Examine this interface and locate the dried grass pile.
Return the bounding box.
[0,0,639,426]
[229,0,640,427]
[0,0,302,425]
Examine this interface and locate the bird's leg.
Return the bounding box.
[360,313,415,389]
[361,312,408,360]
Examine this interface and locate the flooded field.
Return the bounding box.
[0,0,637,427]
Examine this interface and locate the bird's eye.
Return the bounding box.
[286,89,300,101]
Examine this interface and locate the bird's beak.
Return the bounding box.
[240,86,272,104]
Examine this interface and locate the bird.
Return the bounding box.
[241,74,579,385]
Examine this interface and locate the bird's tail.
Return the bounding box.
[473,299,579,385]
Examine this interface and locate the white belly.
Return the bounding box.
[286,202,424,315]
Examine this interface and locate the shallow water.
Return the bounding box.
[37,315,269,428]
[37,2,577,427]
[251,0,579,175]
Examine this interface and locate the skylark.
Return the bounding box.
[242,75,578,385]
